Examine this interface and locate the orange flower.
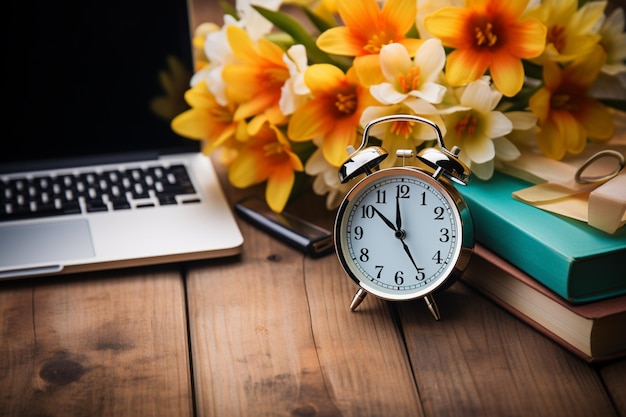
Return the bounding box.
[228,123,304,212]
[316,0,421,85]
[222,26,290,126]
[529,46,614,160]
[170,81,242,154]
[287,65,379,167]
[425,0,546,97]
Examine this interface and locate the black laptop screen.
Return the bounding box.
[2,0,195,170]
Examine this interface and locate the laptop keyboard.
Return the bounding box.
[1,164,199,222]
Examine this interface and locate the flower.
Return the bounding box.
[316,0,422,85]
[440,78,514,179]
[171,1,625,212]
[424,0,547,97]
[288,65,378,167]
[370,39,447,105]
[529,45,615,160]
[228,122,304,212]
[525,0,606,65]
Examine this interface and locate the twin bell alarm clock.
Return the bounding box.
[333,115,474,320]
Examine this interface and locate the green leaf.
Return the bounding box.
[252,5,349,70]
[300,6,334,33]
[219,1,238,19]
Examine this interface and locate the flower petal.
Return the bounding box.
[266,165,295,212]
[490,52,525,97]
[379,43,413,82]
[445,49,490,87]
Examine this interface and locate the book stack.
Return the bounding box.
[459,172,626,362]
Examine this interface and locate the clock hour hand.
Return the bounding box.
[372,206,397,232]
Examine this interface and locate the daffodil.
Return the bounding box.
[424,0,546,97]
[288,65,379,167]
[441,78,513,179]
[370,39,447,106]
[222,25,290,127]
[228,123,304,212]
[316,0,422,86]
[171,81,244,154]
[529,46,615,160]
[525,0,605,65]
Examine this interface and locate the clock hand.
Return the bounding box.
[372,206,397,232]
[400,238,421,273]
[395,195,402,231]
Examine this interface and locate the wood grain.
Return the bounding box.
[398,283,618,417]
[0,270,192,417]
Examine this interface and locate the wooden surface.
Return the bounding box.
[1,158,625,417]
[1,2,625,416]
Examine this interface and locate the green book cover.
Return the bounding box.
[459,172,626,303]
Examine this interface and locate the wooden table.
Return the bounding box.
[1,158,625,417]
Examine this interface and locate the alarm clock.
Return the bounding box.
[333,114,474,320]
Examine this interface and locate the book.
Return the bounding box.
[462,245,626,362]
[459,172,626,303]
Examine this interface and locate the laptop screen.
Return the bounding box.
[2,0,195,171]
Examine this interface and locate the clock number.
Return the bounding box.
[439,228,449,242]
[396,184,410,199]
[432,250,442,264]
[361,205,375,219]
[375,265,384,279]
[434,206,445,220]
[376,189,387,204]
[359,248,370,262]
[354,226,364,240]
[416,268,426,281]
[420,191,427,206]
[394,270,404,285]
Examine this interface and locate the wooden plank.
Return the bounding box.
[0,270,192,417]
[186,206,422,417]
[600,360,626,417]
[398,282,617,417]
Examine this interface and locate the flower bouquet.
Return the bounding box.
[171,0,626,221]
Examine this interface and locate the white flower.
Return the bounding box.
[598,7,626,76]
[441,78,513,180]
[237,0,283,41]
[370,39,447,105]
[280,45,311,116]
[305,141,352,210]
[195,15,243,106]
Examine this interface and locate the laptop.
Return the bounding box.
[1,0,243,279]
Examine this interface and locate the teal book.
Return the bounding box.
[459,172,626,303]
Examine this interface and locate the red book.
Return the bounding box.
[461,245,626,362]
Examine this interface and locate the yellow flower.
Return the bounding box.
[288,65,379,167]
[529,46,615,160]
[170,81,242,154]
[228,123,304,212]
[222,26,290,127]
[424,0,546,97]
[525,0,606,65]
[316,0,422,85]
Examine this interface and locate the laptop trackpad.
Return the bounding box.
[0,219,95,270]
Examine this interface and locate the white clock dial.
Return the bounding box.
[335,168,463,301]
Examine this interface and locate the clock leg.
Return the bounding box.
[349,288,367,311]
[424,294,441,320]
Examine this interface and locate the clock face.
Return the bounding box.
[334,167,464,301]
